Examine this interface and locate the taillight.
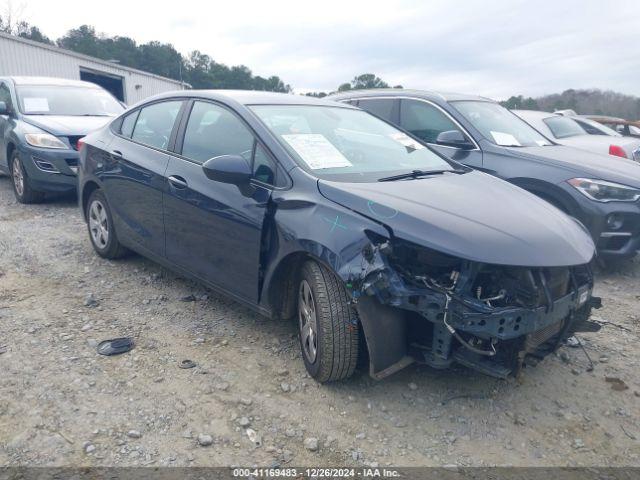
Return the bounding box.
[77,137,86,151]
[609,145,628,158]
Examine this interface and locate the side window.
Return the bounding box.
[357,98,395,121]
[0,83,13,111]
[120,110,139,137]
[181,101,254,162]
[131,100,182,150]
[400,99,465,144]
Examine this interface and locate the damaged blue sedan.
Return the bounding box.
[78,91,600,382]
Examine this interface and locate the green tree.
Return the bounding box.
[349,73,389,90]
[138,41,184,80]
[500,95,538,110]
[15,22,52,44]
[57,25,102,58]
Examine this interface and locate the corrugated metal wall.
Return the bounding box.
[0,33,186,104]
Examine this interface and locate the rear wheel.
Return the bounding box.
[297,260,360,382]
[10,152,44,204]
[86,189,128,259]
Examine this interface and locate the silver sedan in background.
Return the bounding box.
[513,109,640,162]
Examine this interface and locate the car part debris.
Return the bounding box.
[179,359,196,369]
[0,345,7,355]
[565,336,581,348]
[97,338,134,356]
[246,428,262,446]
[573,335,595,372]
[605,377,629,391]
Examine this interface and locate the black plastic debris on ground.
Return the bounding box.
[179,359,197,369]
[97,338,135,356]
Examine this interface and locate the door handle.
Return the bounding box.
[111,150,123,161]
[168,175,188,189]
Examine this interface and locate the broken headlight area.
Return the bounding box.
[351,237,602,379]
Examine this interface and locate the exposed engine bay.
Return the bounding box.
[349,235,602,379]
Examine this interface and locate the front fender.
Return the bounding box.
[261,189,410,380]
[261,190,390,294]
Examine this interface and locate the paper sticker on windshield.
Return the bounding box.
[490,131,521,147]
[389,132,424,150]
[282,134,353,169]
[23,97,50,113]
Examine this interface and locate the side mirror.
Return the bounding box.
[0,101,8,115]
[202,154,252,185]
[436,130,474,149]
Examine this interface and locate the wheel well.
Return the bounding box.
[6,142,16,166]
[528,189,570,215]
[267,252,309,320]
[81,181,100,219]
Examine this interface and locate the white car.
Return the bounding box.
[513,110,640,162]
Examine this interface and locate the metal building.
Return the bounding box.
[0,31,187,104]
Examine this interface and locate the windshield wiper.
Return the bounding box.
[378,168,466,182]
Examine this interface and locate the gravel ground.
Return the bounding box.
[0,175,639,468]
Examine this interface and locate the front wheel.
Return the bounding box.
[86,189,128,259]
[297,260,360,382]
[10,152,44,204]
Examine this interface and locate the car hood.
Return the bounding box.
[318,170,595,267]
[556,134,640,155]
[22,115,114,136]
[503,144,640,187]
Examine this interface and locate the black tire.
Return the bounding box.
[297,260,360,382]
[85,189,128,259]
[597,255,634,271]
[10,151,44,204]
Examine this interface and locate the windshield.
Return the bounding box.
[452,101,551,147]
[17,85,124,116]
[250,105,455,182]
[543,116,587,139]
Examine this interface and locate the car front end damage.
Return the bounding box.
[346,235,602,379]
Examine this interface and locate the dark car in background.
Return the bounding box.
[78,90,598,382]
[586,116,640,139]
[329,90,640,263]
[0,76,124,203]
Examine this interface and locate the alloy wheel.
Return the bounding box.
[12,159,24,197]
[298,279,318,364]
[89,200,109,249]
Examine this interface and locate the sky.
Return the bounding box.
[7,0,640,99]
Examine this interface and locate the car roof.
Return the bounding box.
[1,76,103,88]
[327,88,494,103]
[512,109,558,120]
[142,89,355,108]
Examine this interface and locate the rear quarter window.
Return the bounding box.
[119,111,139,138]
[131,101,183,150]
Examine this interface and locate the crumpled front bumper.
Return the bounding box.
[348,239,601,380]
[449,284,592,341]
